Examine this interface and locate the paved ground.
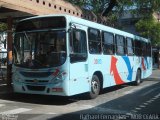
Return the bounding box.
[0,69,159,120]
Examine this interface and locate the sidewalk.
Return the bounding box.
[149,69,160,79]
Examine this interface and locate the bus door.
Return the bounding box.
[69,26,89,95]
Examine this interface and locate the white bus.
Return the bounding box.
[12,14,152,99]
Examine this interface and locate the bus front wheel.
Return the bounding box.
[88,75,100,99]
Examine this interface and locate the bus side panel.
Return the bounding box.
[88,54,139,89]
[132,56,141,81]
[69,61,90,96]
[108,55,136,86]
[133,56,152,81]
[141,56,152,79]
[89,55,113,88]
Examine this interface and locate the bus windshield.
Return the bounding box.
[13,30,66,68]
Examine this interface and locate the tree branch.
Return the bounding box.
[102,0,117,16]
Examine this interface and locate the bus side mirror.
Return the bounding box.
[68,28,72,33]
[68,23,77,33]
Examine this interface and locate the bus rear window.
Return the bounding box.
[16,16,66,32]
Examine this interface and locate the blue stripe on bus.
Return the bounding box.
[122,56,133,81]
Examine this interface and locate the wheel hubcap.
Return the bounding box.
[137,72,141,84]
[91,79,99,94]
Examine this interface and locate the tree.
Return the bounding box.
[64,0,160,17]
[135,18,160,45]
[0,22,7,32]
[64,0,129,28]
[64,0,160,27]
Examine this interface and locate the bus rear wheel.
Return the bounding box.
[88,75,100,99]
[134,69,141,85]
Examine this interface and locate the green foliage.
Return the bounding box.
[135,18,160,45]
[130,0,160,18]
[0,22,7,32]
[64,0,160,18]
[65,0,160,45]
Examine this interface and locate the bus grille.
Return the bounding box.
[25,80,49,84]
[27,85,45,91]
[20,72,52,78]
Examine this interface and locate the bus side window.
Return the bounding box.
[142,42,147,57]
[135,40,142,56]
[70,29,87,63]
[102,31,114,55]
[88,28,101,54]
[126,37,134,56]
[147,43,152,57]
[115,35,125,55]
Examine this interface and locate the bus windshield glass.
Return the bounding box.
[13,30,66,68]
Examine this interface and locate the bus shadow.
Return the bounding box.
[0,85,76,105]
[68,85,127,101]
[0,81,150,105]
[0,84,128,105]
[42,82,160,120]
[145,78,160,82]
[101,85,127,94]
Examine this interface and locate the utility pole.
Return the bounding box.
[6,16,13,86]
[157,12,160,69]
[158,47,160,69]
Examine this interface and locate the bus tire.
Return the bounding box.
[134,69,141,85]
[88,75,100,99]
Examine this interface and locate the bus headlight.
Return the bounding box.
[50,72,66,84]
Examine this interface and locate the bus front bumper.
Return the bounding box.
[13,82,68,96]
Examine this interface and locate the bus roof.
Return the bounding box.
[19,14,150,43]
